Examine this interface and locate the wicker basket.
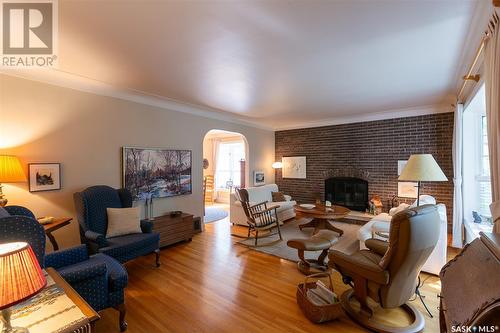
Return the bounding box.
[296,272,343,323]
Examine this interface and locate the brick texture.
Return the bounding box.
[275,112,454,232]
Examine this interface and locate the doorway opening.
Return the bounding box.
[202,129,248,224]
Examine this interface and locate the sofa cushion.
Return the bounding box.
[271,191,286,202]
[245,184,278,203]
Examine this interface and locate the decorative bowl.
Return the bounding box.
[169,211,182,217]
[299,204,316,210]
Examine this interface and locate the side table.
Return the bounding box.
[42,217,72,250]
[3,267,99,333]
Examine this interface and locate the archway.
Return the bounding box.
[202,129,249,224]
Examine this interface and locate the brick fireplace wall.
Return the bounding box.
[275,112,454,232]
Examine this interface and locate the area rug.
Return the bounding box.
[204,206,229,223]
[237,218,360,263]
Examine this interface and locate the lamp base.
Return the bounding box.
[0,184,7,207]
[1,309,29,333]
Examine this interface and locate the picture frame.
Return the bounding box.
[397,160,408,176]
[253,171,265,186]
[122,147,192,201]
[282,156,307,179]
[29,163,61,192]
[397,181,418,198]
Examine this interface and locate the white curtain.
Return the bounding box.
[485,9,500,233]
[212,138,221,181]
[452,103,464,247]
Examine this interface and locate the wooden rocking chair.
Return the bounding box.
[236,188,283,246]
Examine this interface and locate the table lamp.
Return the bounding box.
[398,154,448,206]
[272,161,283,169]
[0,242,46,333]
[0,156,26,207]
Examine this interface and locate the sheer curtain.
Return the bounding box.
[215,141,245,189]
[452,103,464,247]
[485,10,500,233]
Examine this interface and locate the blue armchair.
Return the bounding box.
[73,185,160,266]
[0,206,129,332]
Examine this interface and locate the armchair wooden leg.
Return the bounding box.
[254,230,259,246]
[154,249,160,268]
[113,303,127,332]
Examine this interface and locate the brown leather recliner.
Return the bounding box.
[329,205,441,333]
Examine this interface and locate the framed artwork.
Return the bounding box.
[253,171,265,186]
[397,160,408,175]
[122,147,192,201]
[397,182,418,198]
[282,156,307,179]
[29,163,61,192]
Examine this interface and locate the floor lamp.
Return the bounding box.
[398,154,448,206]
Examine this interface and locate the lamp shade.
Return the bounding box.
[0,242,46,310]
[398,154,448,182]
[272,162,283,169]
[0,156,26,183]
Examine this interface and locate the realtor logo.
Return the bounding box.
[1,0,58,67]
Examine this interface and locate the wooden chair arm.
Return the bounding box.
[249,201,269,209]
[252,206,277,216]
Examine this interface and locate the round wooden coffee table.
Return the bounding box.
[294,204,350,236]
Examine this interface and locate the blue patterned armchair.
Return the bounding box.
[73,185,160,266]
[0,205,129,331]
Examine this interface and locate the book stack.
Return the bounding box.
[306,280,338,306]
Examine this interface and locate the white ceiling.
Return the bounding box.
[6,0,482,129]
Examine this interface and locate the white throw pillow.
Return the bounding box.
[106,207,142,238]
[410,195,436,207]
[389,203,410,216]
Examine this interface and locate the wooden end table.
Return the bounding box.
[42,217,72,250]
[6,267,99,333]
[47,267,100,326]
[295,204,350,236]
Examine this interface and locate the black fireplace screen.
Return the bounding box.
[324,177,368,212]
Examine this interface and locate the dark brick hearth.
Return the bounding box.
[275,112,454,232]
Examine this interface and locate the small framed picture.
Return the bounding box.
[254,171,265,186]
[29,163,61,192]
[397,181,418,198]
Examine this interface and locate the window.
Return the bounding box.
[463,84,493,239]
[215,141,245,189]
[477,115,492,214]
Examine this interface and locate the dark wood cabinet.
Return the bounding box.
[149,213,194,248]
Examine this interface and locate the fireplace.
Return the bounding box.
[325,177,368,212]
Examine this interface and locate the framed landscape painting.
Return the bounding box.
[122,147,192,201]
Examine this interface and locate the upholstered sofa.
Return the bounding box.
[357,195,447,275]
[230,184,296,225]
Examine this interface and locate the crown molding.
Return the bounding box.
[273,104,453,131]
[0,68,274,131]
[1,69,453,133]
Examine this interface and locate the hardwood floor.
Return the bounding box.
[95,217,449,333]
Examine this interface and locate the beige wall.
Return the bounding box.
[0,74,275,250]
